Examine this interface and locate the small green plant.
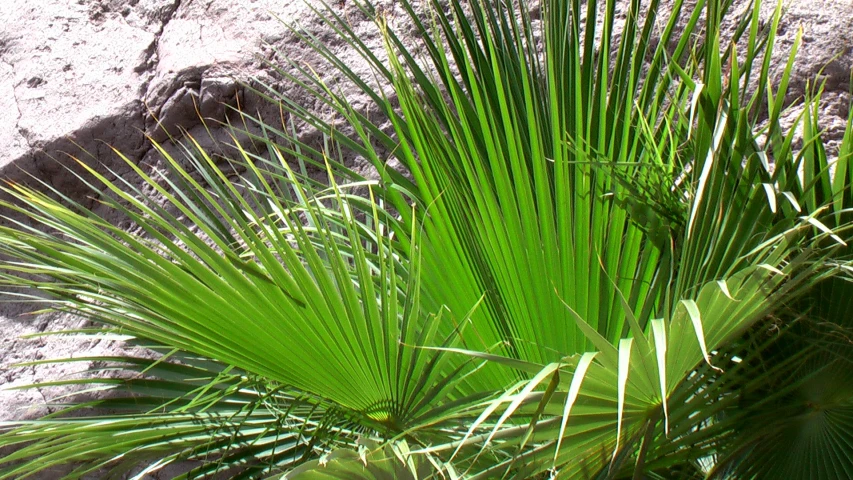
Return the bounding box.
[2,0,853,478]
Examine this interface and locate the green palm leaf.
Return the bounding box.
[1,0,852,478]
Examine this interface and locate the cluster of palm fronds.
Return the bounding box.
[2,0,853,478]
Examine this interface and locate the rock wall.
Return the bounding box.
[1,0,851,422]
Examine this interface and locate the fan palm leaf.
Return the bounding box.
[1,0,852,478]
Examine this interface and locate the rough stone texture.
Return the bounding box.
[0,0,851,432]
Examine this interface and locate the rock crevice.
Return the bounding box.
[1,59,28,151]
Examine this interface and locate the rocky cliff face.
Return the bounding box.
[1,0,851,421]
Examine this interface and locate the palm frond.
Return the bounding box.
[1,0,852,478]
